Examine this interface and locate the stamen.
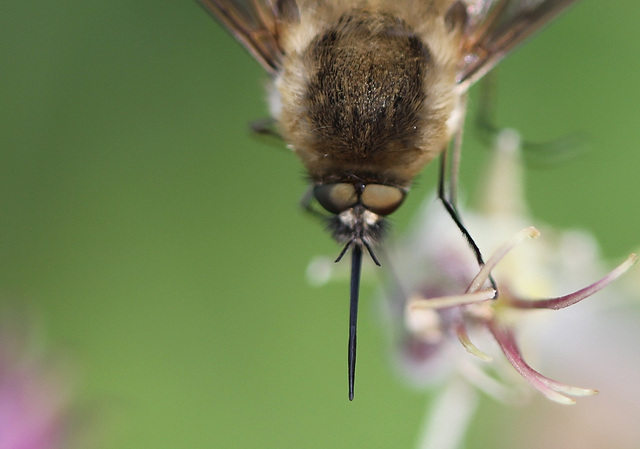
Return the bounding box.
[467,226,540,294]
[407,289,496,310]
[488,320,596,404]
[456,322,493,361]
[509,253,638,310]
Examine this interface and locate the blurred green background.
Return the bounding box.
[1,1,639,448]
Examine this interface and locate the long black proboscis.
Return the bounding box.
[348,244,363,401]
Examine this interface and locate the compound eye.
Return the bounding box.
[361,184,405,216]
[313,183,358,214]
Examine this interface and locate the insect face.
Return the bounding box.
[199,0,581,400]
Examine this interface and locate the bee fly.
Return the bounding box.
[198,0,579,400]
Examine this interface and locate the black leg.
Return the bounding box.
[438,144,498,295]
[474,73,585,166]
[299,186,326,221]
[475,71,500,143]
[249,117,282,138]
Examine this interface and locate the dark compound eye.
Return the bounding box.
[313,183,358,214]
[361,184,406,216]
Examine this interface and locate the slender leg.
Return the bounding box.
[438,126,498,294]
[475,72,500,143]
[248,117,290,153]
[249,117,282,138]
[299,186,327,221]
[474,73,585,165]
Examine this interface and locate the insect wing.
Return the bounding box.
[198,0,286,74]
[458,0,580,86]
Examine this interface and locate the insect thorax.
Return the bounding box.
[276,10,458,187]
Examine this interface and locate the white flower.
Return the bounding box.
[383,129,637,448]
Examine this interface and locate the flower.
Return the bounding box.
[383,129,637,448]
